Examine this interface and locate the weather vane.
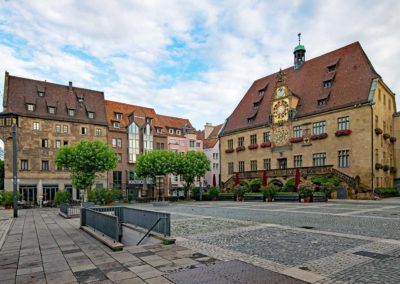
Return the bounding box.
[298,32,301,44]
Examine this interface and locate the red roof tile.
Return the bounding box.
[222,42,380,134]
[203,124,222,149]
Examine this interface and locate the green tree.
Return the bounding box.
[175,151,210,199]
[136,150,179,180]
[54,140,117,193]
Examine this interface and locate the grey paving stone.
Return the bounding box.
[103,266,137,282]
[45,270,77,284]
[73,268,107,282]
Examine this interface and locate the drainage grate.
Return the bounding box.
[353,251,392,260]
[190,253,208,259]
[299,266,311,271]
[166,260,307,284]
[299,226,314,230]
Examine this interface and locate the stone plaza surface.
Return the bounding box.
[131,198,400,284]
[1,198,400,283]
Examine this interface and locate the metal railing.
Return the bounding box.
[59,203,81,218]
[82,207,121,242]
[137,217,167,245]
[122,207,170,236]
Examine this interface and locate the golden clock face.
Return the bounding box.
[272,100,289,123]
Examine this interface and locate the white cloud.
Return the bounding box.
[0,0,399,129]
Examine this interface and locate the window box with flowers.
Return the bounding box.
[290,137,303,143]
[335,129,352,137]
[310,133,328,140]
[375,163,382,170]
[236,146,245,152]
[383,133,391,140]
[225,148,234,154]
[390,166,397,174]
[383,165,390,172]
[248,144,258,150]
[375,128,383,135]
[260,141,272,148]
[390,137,397,143]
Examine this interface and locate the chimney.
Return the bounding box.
[69,81,73,91]
[204,122,214,139]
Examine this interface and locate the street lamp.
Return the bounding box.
[12,123,18,217]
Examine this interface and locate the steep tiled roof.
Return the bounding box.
[157,114,195,136]
[104,100,159,129]
[222,42,380,134]
[203,124,222,149]
[4,75,107,125]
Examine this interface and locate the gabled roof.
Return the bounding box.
[203,124,222,149]
[4,75,107,125]
[104,100,159,129]
[156,114,195,136]
[222,42,380,134]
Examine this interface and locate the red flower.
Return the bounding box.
[290,137,303,143]
[383,133,391,140]
[236,146,245,152]
[248,144,258,150]
[335,129,352,137]
[311,133,328,140]
[260,141,272,148]
[375,128,383,135]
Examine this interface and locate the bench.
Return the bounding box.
[274,194,299,202]
[244,194,264,202]
[218,194,235,201]
[312,194,326,202]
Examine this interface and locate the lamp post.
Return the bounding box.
[12,124,18,218]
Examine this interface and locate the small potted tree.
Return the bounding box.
[235,186,245,202]
[262,185,278,202]
[2,192,14,209]
[209,187,220,201]
[299,184,313,203]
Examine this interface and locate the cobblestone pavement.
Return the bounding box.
[130,198,400,283]
[0,209,14,249]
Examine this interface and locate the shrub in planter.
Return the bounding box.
[283,178,296,192]
[209,187,220,200]
[55,191,71,205]
[383,133,391,140]
[390,137,397,143]
[375,163,383,170]
[320,182,335,199]
[375,128,383,135]
[260,141,271,148]
[250,179,262,192]
[290,137,303,143]
[225,148,234,154]
[235,186,246,201]
[248,144,258,150]
[2,192,14,208]
[236,146,245,152]
[87,190,97,202]
[383,165,390,172]
[335,129,352,137]
[261,184,279,201]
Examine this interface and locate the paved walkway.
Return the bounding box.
[0,209,304,284]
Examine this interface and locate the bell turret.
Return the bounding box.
[294,33,306,69]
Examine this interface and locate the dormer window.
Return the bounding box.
[318,99,327,106]
[145,117,152,124]
[112,121,120,128]
[27,104,35,111]
[253,101,260,108]
[68,109,75,116]
[248,118,254,124]
[327,64,336,73]
[323,80,332,89]
[169,128,174,134]
[88,112,95,119]
[48,107,56,114]
[156,127,162,134]
[115,113,122,120]
[176,130,181,135]
[38,91,45,97]
[77,96,84,103]
[258,89,265,96]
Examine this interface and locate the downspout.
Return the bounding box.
[368,79,379,193]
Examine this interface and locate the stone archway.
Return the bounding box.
[269,179,284,187]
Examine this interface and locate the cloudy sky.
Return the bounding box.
[0,0,399,129]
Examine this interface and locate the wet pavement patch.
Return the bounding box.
[166,260,307,284]
[353,251,392,260]
[132,251,155,257]
[74,268,107,282]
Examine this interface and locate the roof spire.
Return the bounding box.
[294,33,306,70]
[298,32,301,45]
